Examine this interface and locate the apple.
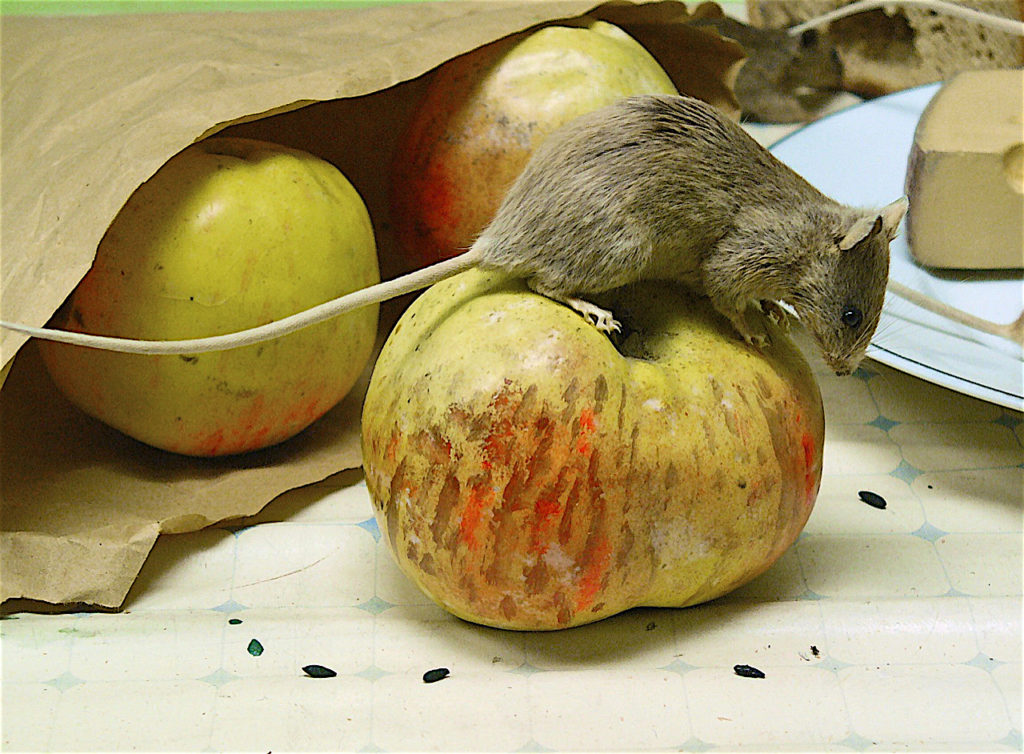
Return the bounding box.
[362,270,824,630]
[389,20,678,270]
[39,137,379,457]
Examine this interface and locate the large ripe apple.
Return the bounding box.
[39,137,379,457]
[389,20,678,270]
[362,270,824,630]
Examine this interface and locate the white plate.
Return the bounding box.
[770,83,1023,413]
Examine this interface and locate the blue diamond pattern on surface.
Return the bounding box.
[355,665,390,682]
[799,588,825,601]
[356,595,393,615]
[889,459,923,484]
[1000,730,1022,751]
[912,521,948,542]
[840,732,877,749]
[211,599,248,614]
[677,737,715,752]
[819,656,853,673]
[357,517,382,542]
[995,411,1022,430]
[45,671,84,692]
[198,668,239,687]
[514,739,554,753]
[511,661,542,676]
[869,415,899,431]
[661,658,698,676]
[218,522,257,535]
[966,652,1003,671]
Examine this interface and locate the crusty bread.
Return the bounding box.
[746,0,1023,97]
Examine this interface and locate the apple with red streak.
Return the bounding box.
[362,269,824,630]
[389,20,678,269]
[39,137,379,456]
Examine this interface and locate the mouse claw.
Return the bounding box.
[567,298,620,334]
[590,311,622,334]
[760,300,790,331]
[745,331,770,349]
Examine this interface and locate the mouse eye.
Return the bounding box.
[841,306,863,329]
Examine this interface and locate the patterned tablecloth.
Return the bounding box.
[3,321,1021,751]
[1,1,1021,746]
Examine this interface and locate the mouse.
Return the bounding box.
[2,94,907,376]
[691,16,845,123]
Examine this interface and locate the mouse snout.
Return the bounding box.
[823,352,859,377]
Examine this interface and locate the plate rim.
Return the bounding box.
[768,83,1023,413]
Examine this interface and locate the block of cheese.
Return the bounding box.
[905,69,1023,269]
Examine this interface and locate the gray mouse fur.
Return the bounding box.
[475,94,906,376]
[3,94,906,376]
[691,17,845,123]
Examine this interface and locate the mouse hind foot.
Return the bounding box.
[527,279,621,333]
[566,297,621,333]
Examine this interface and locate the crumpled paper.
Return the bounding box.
[0,0,743,609]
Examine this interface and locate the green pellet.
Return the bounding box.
[422,667,450,683]
[302,664,337,678]
[733,664,765,679]
[247,638,264,656]
[858,490,887,509]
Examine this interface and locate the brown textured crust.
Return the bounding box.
[745,0,1023,96]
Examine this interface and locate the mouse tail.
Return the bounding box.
[0,247,483,356]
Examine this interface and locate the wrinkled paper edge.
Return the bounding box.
[0,0,742,610]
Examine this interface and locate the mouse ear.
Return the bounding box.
[837,214,882,251]
[880,197,909,240]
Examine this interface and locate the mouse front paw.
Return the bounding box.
[567,297,621,334]
[743,329,771,349]
[759,300,791,332]
[724,307,771,349]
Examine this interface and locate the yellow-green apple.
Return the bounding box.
[389,20,678,270]
[362,270,824,630]
[39,137,379,456]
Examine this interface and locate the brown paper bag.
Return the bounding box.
[0,0,742,609]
